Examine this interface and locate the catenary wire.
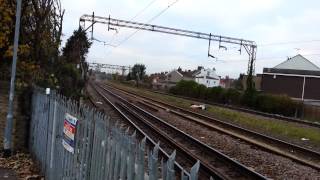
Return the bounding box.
[114,0,180,48]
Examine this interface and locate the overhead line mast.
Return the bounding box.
[89,63,131,76]
[80,13,257,91]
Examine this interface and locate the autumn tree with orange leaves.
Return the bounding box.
[0,0,64,88]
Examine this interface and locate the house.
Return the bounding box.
[160,67,194,89]
[261,54,320,101]
[220,76,235,89]
[151,66,221,89]
[193,66,220,87]
[150,72,167,89]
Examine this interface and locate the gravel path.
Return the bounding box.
[154,109,320,179]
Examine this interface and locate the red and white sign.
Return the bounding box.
[62,113,78,153]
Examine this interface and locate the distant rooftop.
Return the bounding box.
[273,54,320,71]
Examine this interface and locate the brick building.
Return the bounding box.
[261,54,320,101]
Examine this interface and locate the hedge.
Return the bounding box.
[169,80,300,117]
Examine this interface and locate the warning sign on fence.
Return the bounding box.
[62,113,78,153]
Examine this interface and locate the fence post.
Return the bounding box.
[28,89,201,180]
[148,142,160,180]
[135,137,146,180]
[190,161,200,180]
[49,93,58,179]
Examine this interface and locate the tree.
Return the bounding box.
[127,64,146,87]
[58,27,92,99]
[128,64,146,81]
[0,0,65,88]
[62,27,92,80]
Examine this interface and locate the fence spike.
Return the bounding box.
[152,143,159,158]
[190,160,200,180]
[30,90,199,180]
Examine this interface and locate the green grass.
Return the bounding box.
[108,81,320,147]
[206,106,320,145]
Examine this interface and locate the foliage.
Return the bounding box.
[55,63,84,99]
[223,88,242,105]
[254,94,300,116]
[62,27,92,65]
[111,82,320,145]
[0,0,93,99]
[232,74,244,90]
[58,27,91,99]
[207,86,224,103]
[0,0,14,50]
[127,64,146,81]
[170,80,300,117]
[0,0,65,88]
[170,80,199,97]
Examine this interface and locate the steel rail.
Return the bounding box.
[88,83,191,178]
[151,90,320,128]
[104,83,320,171]
[98,83,267,180]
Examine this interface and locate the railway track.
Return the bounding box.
[93,83,267,179]
[102,83,320,172]
[149,90,320,128]
[88,83,194,179]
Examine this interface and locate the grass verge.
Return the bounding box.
[107,81,320,148]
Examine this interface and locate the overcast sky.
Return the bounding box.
[61,0,320,78]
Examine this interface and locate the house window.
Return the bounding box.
[207,72,210,76]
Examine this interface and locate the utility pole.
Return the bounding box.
[3,0,22,156]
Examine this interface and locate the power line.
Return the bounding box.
[92,0,158,49]
[108,0,158,46]
[129,0,158,21]
[259,39,320,47]
[214,53,320,64]
[115,0,180,47]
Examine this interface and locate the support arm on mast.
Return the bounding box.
[80,14,257,91]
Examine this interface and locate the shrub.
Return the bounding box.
[241,90,258,107]
[207,86,224,103]
[224,88,241,105]
[169,80,300,117]
[255,94,299,116]
[196,84,207,99]
[172,80,199,97]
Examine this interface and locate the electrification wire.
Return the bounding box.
[108,0,158,46]
[114,0,180,48]
[259,39,320,47]
[214,53,320,64]
[91,0,158,48]
[129,0,158,21]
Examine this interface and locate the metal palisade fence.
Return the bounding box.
[29,88,200,180]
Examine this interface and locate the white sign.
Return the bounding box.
[62,113,78,153]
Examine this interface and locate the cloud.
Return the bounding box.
[61,0,320,78]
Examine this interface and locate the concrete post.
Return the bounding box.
[3,0,22,156]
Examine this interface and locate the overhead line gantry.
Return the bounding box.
[89,62,131,76]
[80,13,257,91]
